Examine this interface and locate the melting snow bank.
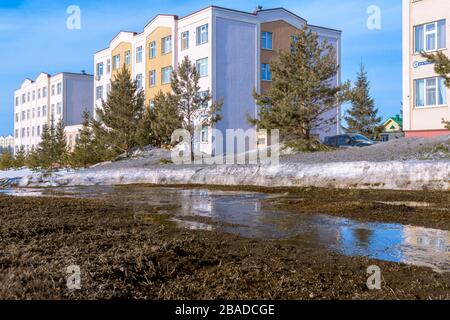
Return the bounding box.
[10,160,450,191]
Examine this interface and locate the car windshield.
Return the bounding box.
[351,134,371,142]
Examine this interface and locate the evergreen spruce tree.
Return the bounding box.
[12,147,26,169]
[37,117,56,168]
[54,118,68,167]
[25,149,41,170]
[344,64,382,139]
[248,26,350,151]
[91,117,117,161]
[151,91,182,147]
[95,65,146,157]
[70,111,98,168]
[0,151,13,170]
[135,105,155,148]
[423,52,450,128]
[170,56,223,160]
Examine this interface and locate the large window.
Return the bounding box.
[261,63,272,81]
[136,74,143,89]
[113,54,121,70]
[149,70,156,87]
[57,102,62,115]
[162,66,173,84]
[136,46,143,63]
[414,20,446,53]
[107,59,111,74]
[262,32,273,50]
[162,36,172,54]
[15,97,19,106]
[181,31,189,50]
[96,86,103,100]
[149,41,156,59]
[42,106,47,117]
[125,50,131,66]
[196,24,208,45]
[97,62,104,77]
[43,87,47,98]
[196,58,208,77]
[57,83,62,95]
[415,77,447,107]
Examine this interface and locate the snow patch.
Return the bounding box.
[10,161,450,191]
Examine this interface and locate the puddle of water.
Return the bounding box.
[375,201,433,208]
[1,186,449,273]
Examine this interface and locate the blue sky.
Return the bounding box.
[0,0,402,136]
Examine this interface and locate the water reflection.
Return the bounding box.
[1,186,449,273]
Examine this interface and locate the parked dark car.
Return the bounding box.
[324,134,376,148]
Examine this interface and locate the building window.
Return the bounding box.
[196,24,208,45]
[27,127,30,137]
[21,111,25,120]
[42,106,47,117]
[15,113,19,122]
[162,36,172,54]
[181,31,189,50]
[32,127,35,137]
[38,89,41,99]
[32,108,35,118]
[57,102,62,115]
[107,59,111,74]
[15,130,18,139]
[136,46,143,63]
[201,125,209,143]
[27,92,30,102]
[21,128,25,138]
[262,32,273,50]
[97,62,104,77]
[51,104,55,116]
[32,91,35,101]
[149,70,156,87]
[51,85,55,96]
[27,109,30,120]
[57,83,62,95]
[37,107,41,118]
[43,87,47,97]
[15,97,19,106]
[125,50,131,66]
[415,77,447,107]
[96,86,103,100]
[162,66,172,84]
[136,74,143,89]
[37,126,41,137]
[149,100,155,109]
[113,54,121,70]
[415,20,446,53]
[21,94,25,104]
[149,41,156,59]
[196,58,208,77]
[261,63,272,81]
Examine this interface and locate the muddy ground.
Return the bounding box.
[0,188,449,300]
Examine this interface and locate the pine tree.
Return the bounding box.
[70,111,98,168]
[37,122,54,168]
[170,56,223,160]
[151,91,182,147]
[135,105,155,148]
[248,26,350,150]
[54,118,68,167]
[91,117,117,162]
[423,52,450,128]
[95,65,145,157]
[25,149,41,170]
[0,151,13,170]
[344,64,382,139]
[13,147,26,169]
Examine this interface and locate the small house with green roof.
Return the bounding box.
[379,115,404,142]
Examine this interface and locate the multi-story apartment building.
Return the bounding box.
[94,6,342,154]
[0,135,14,154]
[403,0,450,137]
[13,72,94,153]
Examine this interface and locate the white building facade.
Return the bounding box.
[13,72,94,153]
[403,0,450,137]
[0,135,14,154]
[94,6,342,154]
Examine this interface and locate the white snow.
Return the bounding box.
[11,161,450,191]
[0,168,33,179]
